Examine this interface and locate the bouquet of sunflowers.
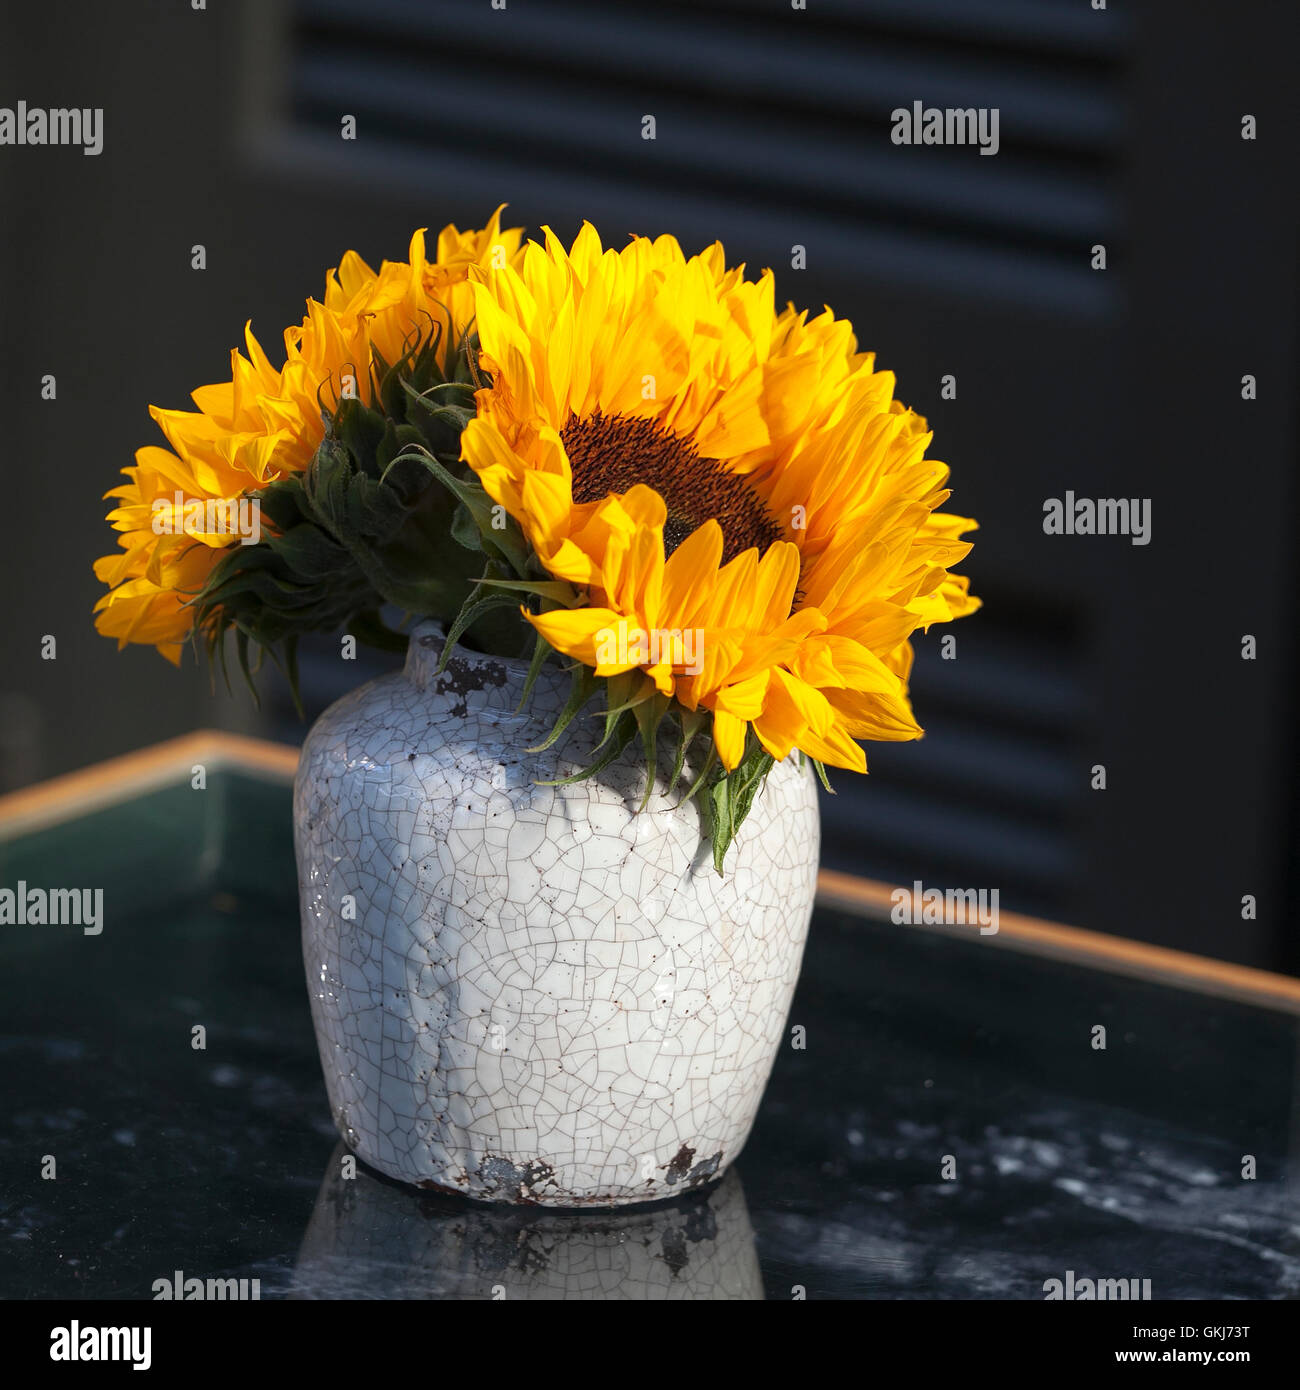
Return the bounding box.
[94,207,978,869]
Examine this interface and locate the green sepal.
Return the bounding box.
[811,758,835,793]
[527,665,599,754]
[436,590,526,674]
[517,629,553,714]
[475,577,583,606]
[534,710,637,787]
[699,735,777,875]
[387,445,530,577]
[234,627,258,708]
[669,708,709,791]
[597,671,656,748]
[633,692,672,813]
[680,740,717,805]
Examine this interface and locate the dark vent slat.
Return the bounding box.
[298,0,1121,152]
[294,52,1113,244]
[268,127,1116,315]
[862,723,1077,813]
[823,780,1079,891]
[707,0,1127,56]
[907,642,1088,734]
[287,0,1125,316]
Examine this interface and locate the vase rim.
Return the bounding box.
[405,617,541,682]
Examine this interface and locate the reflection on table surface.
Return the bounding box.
[291,1143,761,1300]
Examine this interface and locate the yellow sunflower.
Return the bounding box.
[461,224,979,773]
[94,208,524,662]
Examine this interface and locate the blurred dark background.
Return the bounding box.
[1,1,1295,969]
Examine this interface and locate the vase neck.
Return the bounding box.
[403,620,547,714]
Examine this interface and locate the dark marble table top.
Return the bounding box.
[0,766,1295,1299]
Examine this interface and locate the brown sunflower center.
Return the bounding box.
[561,411,782,564]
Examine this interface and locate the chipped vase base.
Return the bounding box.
[294,620,820,1207]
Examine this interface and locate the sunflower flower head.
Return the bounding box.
[93,208,525,661]
[454,223,978,838]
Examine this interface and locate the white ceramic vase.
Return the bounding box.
[294,619,819,1206]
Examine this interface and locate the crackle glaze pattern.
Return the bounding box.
[294,620,819,1206]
